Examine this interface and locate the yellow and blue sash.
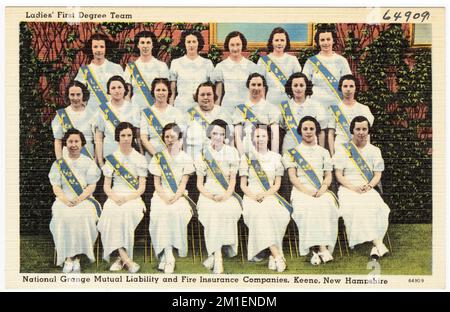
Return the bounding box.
[128,61,154,107]
[279,100,302,145]
[56,108,94,159]
[142,107,165,146]
[245,153,293,214]
[237,104,260,127]
[307,55,352,140]
[288,147,338,205]
[260,55,288,87]
[202,147,243,205]
[55,158,102,217]
[187,106,210,129]
[80,65,109,105]
[105,154,140,191]
[155,151,197,210]
[342,142,374,183]
[99,102,121,130]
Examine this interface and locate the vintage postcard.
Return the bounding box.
[4,6,445,290]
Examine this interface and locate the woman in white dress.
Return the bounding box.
[140,77,185,162]
[75,33,124,114]
[303,25,352,152]
[52,80,96,160]
[212,31,259,114]
[97,122,147,273]
[95,75,142,167]
[49,129,101,273]
[148,123,195,274]
[282,116,339,265]
[333,116,390,259]
[239,124,290,272]
[257,27,302,105]
[170,29,214,112]
[125,30,170,110]
[196,119,242,274]
[281,72,334,153]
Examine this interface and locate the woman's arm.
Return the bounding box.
[328,129,335,156]
[135,128,144,155]
[196,175,215,200]
[95,129,104,167]
[169,81,176,106]
[315,170,332,197]
[288,167,316,196]
[264,176,281,196]
[140,133,157,156]
[154,175,170,204]
[335,169,362,193]
[234,125,244,155]
[52,185,72,206]
[270,123,280,154]
[54,139,63,160]
[215,174,236,202]
[215,82,223,106]
[104,176,121,204]
[123,176,146,202]
[363,171,382,192]
[75,184,97,203]
[240,176,256,200]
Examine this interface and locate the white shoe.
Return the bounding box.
[72,258,81,273]
[124,260,140,273]
[274,256,286,272]
[203,255,214,270]
[109,257,123,271]
[62,260,74,273]
[370,246,380,260]
[310,252,322,266]
[213,258,224,274]
[268,256,276,270]
[318,249,334,263]
[164,260,175,274]
[158,254,166,271]
[377,243,390,257]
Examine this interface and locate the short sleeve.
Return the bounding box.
[85,159,101,184]
[339,56,352,76]
[135,154,148,177]
[48,162,62,186]
[169,59,179,82]
[75,68,85,84]
[364,106,375,126]
[268,105,281,125]
[124,64,133,84]
[160,62,170,79]
[195,158,207,176]
[232,106,245,125]
[140,113,148,135]
[326,107,336,129]
[96,109,106,132]
[148,155,162,177]
[182,154,195,176]
[229,148,240,174]
[322,149,333,171]
[290,55,302,73]
[211,62,224,83]
[238,156,249,177]
[206,59,214,80]
[131,107,141,129]
[51,115,64,139]
[101,162,114,178]
[274,154,285,176]
[332,145,347,170]
[256,58,268,79]
[302,58,314,80]
[282,151,296,169]
[372,146,385,172]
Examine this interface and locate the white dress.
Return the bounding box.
[257,53,302,105]
[184,104,234,161]
[239,151,290,260]
[97,149,147,261]
[333,143,390,248]
[331,101,375,148]
[195,145,242,257]
[95,100,141,157]
[75,59,124,114]
[124,57,170,110]
[302,53,351,111]
[282,143,339,256]
[148,151,195,257]
[140,105,186,162]
[211,57,259,115]
[232,98,281,154]
[51,105,96,157]
[169,55,214,113]
[49,154,101,266]
[280,97,334,153]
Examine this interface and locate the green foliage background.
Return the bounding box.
[19,23,431,235]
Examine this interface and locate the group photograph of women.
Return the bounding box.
[19,20,432,277]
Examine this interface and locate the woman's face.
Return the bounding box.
[291,77,307,99]
[119,128,133,146]
[272,32,287,53]
[153,82,169,104]
[228,36,243,58]
[197,86,215,111]
[318,32,334,53]
[68,86,84,108]
[352,121,369,144]
[91,39,106,61]
[253,127,269,149]
[185,34,199,55]
[248,76,264,101]
[138,37,153,57]
[109,80,126,101]
[341,79,356,99]
[163,128,180,148]
[300,120,316,144]
[66,134,82,157]
[210,125,226,146]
